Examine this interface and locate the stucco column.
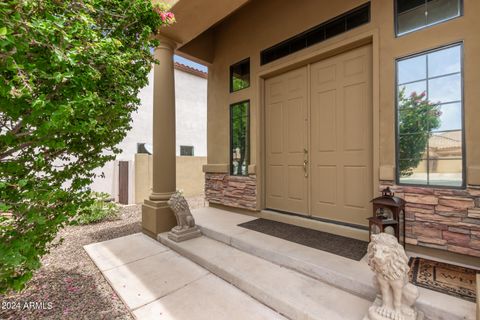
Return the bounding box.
[142,36,177,238]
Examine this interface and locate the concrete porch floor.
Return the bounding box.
[85,207,477,320]
[187,207,476,319]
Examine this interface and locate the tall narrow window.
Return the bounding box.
[396,43,464,187]
[396,0,462,36]
[230,58,250,92]
[230,101,249,176]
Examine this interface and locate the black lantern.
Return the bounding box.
[368,187,406,247]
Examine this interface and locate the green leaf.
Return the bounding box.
[0,27,7,36]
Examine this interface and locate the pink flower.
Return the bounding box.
[166,12,175,20]
[159,13,166,22]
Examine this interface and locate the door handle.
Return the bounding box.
[303,159,308,177]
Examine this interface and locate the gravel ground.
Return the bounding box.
[0,197,206,320]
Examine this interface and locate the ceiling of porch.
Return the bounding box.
[156,0,250,45]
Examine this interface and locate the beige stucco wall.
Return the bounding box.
[185,0,480,193]
[135,154,207,203]
[178,0,480,257]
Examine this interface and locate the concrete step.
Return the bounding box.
[159,233,372,320]
[191,207,477,320]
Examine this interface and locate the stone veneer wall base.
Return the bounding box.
[381,181,480,258]
[205,173,257,211]
[205,174,480,258]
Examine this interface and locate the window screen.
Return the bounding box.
[180,145,194,156]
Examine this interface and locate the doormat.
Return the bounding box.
[408,257,478,302]
[238,218,368,261]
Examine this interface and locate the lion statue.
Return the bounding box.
[364,233,422,320]
[167,192,201,242]
[167,192,195,230]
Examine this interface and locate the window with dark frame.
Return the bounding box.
[396,43,464,188]
[260,3,370,65]
[395,0,462,36]
[230,59,250,92]
[230,101,249,176]
[180,145,194,156]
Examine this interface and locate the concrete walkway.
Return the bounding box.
[84,233,286,320]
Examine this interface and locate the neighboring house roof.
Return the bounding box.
[429,131,461,150]
[174,62,208,79]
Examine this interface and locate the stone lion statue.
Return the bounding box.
[167,192,201,242]
[364,233,422,320]
[167,192,195,230]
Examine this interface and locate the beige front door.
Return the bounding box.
[310,45,373,226]
[265,67,309,215]
[265,44,373,226]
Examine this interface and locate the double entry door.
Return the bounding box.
[265,44,373,226]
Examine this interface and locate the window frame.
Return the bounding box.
[229,100,250,176]
[394,0,464,37]
[229,58,250,93]
[394,42,466,189]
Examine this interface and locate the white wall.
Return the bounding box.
[89,67,207,202]
[175,70,208,157]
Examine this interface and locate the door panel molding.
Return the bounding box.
[310,44,373,226]
[265,67,309,215]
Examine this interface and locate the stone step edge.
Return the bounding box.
[158,233,371,320]
[198,223,376,299]
[196,223,476,320]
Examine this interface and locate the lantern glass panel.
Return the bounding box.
[375,207,394,220]
[371,224,381,235]
[400,209,405,245]
[385,226,396,236]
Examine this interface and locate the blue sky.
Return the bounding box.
[174,55,208,73]
[149,47,208,73]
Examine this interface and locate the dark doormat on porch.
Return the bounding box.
[238,218,368,261]
[408,257,478,302]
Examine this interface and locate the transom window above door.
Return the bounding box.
[395,0,463,36]
[396,43,464,188]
